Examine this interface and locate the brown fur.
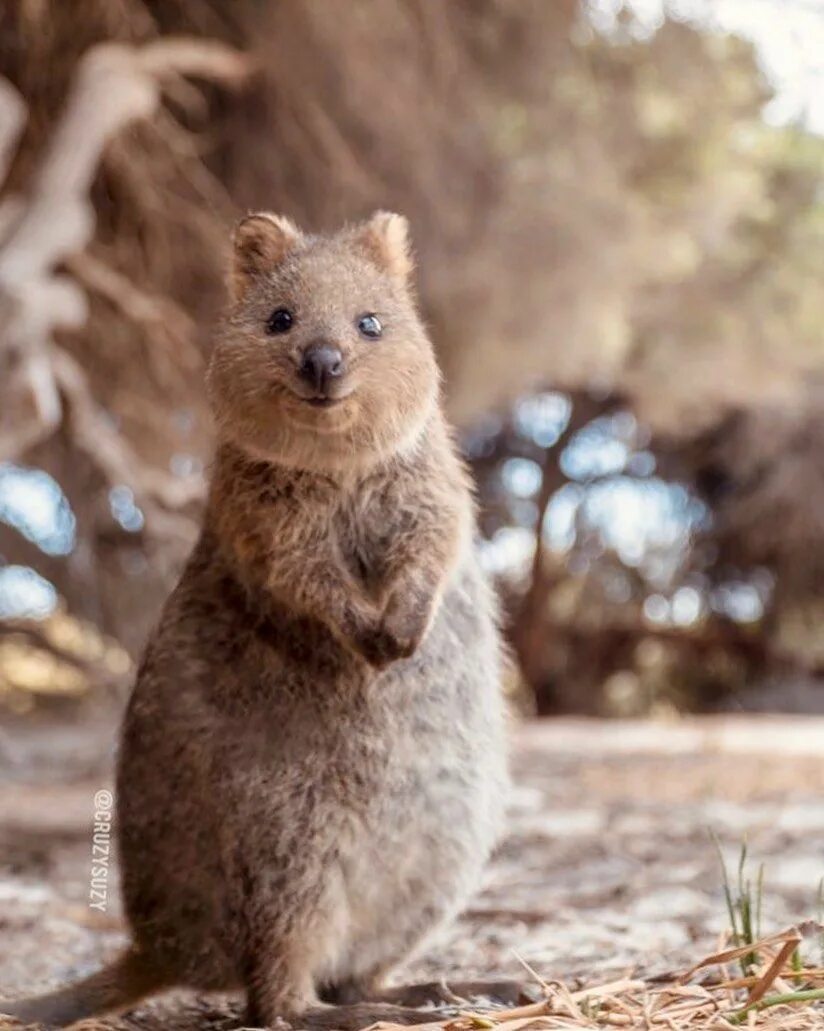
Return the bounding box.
[2,213,506,1028]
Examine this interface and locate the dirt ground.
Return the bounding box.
[0,713,822,1028]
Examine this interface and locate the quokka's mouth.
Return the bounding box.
[305,396,343,408]
[286,384,355,409]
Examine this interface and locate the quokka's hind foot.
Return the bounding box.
[373,979,538,1009]
[320,978,537,1011]
[299,1001,455,1030]
[298,984,539,1031]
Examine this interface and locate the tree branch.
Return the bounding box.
[0,35,247,528]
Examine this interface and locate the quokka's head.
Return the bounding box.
[207,212,440,473]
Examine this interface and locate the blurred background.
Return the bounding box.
[4,2,824,1019]
[2,0,824,730]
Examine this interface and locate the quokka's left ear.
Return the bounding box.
[354,211,413,280]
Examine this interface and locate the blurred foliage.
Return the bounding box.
[1,0,824,715]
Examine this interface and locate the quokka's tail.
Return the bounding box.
[0,948,168,1028]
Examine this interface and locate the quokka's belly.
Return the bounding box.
[323,569,507,979]
[318,725,505,986]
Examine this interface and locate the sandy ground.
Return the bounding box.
[0,714,822,1027]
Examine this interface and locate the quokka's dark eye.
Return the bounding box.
[267,308,293,334]
[357,313,383,339]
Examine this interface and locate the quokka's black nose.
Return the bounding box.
[299,344,344,393]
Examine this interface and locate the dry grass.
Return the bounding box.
[369,926,824,1031]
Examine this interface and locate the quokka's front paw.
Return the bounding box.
[356,589,430,669]
[355,623,417,669]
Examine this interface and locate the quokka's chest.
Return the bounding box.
[327,492,402,572]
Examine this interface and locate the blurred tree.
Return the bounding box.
[1,0,823,712]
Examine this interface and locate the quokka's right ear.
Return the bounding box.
[230,213,303,300]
